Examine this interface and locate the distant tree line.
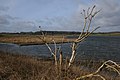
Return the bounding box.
[0,31,120,35]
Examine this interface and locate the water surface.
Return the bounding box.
[0,36,120,61]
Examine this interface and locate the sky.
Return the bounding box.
[0,0,120,32]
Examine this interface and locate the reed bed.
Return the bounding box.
[0,34,74,45]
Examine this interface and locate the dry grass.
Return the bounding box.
[0,34,74,45]
[0,51,120,80]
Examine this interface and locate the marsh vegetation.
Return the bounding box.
[0,51,120,80]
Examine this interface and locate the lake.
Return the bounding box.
[0,36,120,62]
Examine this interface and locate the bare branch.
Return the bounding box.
[87,7,90,17]
[52,39,58,66]
[45,43,55,56]
[93,74,106,80]
[105,64,120,75]
[76,26,100,43]
[38,28,58,66]
[75,60,120,80]
[78,14,87,39]
[92,9,101,18]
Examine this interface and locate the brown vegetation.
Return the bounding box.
[0,32,119,46]
[0,34,74,45]
[0,52,120,80]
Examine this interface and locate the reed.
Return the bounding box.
[0,52,120,80]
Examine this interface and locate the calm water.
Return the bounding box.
[0,36,120,61]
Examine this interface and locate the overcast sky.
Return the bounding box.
[0,0,120,32]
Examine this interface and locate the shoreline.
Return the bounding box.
[0,41,72,46]
[0,34,120,46]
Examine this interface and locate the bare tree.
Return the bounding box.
[39,5,100,73]
[68,5,100,68]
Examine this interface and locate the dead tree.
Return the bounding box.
[68,5,100,68]
[38,31,58,66]
[39,5,100,71]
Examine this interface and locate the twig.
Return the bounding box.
[75,60,120,80]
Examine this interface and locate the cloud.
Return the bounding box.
[0,15,10,25]
[93,0,120,31]
[0,0,120,32]
[0,15,16,32]
[95,1,120,22]
[68,0,120,32]
[0,6,9,12]
[0,15,18,25]
[36,17,75,31]
[9,21,38,32]
[0,14,37,32]
[0,20,38,32]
